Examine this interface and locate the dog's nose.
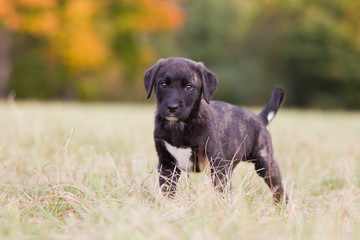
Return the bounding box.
[167,103,179,113]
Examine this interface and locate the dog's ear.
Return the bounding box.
[144,59,164,99]
[198,62,218,104]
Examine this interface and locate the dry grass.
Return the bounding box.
[0,101,359,240]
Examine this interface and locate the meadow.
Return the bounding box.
[0,101,359,240]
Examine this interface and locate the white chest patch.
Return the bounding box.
[163,141,193,172]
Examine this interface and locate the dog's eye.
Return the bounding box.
[159,82,167,88]
[185,84,193,91]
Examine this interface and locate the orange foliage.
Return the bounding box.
[59,0,108,70]
[64,30,107,69]
[17,0,56,8]
[24,12,60,36]
[0,0,108,70]
[0,0,22,29]
[64,0,96,25]
[0,0,184,71]
[123,0,184,32]
[0,0,58,31]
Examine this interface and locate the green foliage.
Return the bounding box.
[174,0,360,108]
[9,34,72,99]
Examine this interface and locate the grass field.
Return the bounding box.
[0,101,359,240]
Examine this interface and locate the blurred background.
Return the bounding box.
[0,0,359,108]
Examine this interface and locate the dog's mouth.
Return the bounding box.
[165,116,179,121]
[159,107,189,122]
[163,115,186,131]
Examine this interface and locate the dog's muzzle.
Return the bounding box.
[165,116,179,121]
[164,103,181,121]
[167,103,179,113]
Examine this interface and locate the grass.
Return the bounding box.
[0,100,359,239]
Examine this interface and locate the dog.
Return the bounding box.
[144,57,287,203]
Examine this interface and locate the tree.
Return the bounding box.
[175,0,360,108]
[0,0,184,99]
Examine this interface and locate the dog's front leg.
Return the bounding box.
[209,155,232,193]
[158,162,181,197]
[155,140,181,197]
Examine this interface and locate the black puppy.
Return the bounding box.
[144,57,287,203]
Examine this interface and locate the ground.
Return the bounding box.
[0,101,359,239]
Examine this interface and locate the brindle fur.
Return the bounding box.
[144,57,287,203]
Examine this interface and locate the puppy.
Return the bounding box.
[144,57,287,203]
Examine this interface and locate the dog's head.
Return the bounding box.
[144,57,218,122]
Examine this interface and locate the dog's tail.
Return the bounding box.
[258,87,285,126]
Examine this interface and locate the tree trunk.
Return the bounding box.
[0,28,13,98]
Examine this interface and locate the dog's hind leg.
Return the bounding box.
[253,146,287,204]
